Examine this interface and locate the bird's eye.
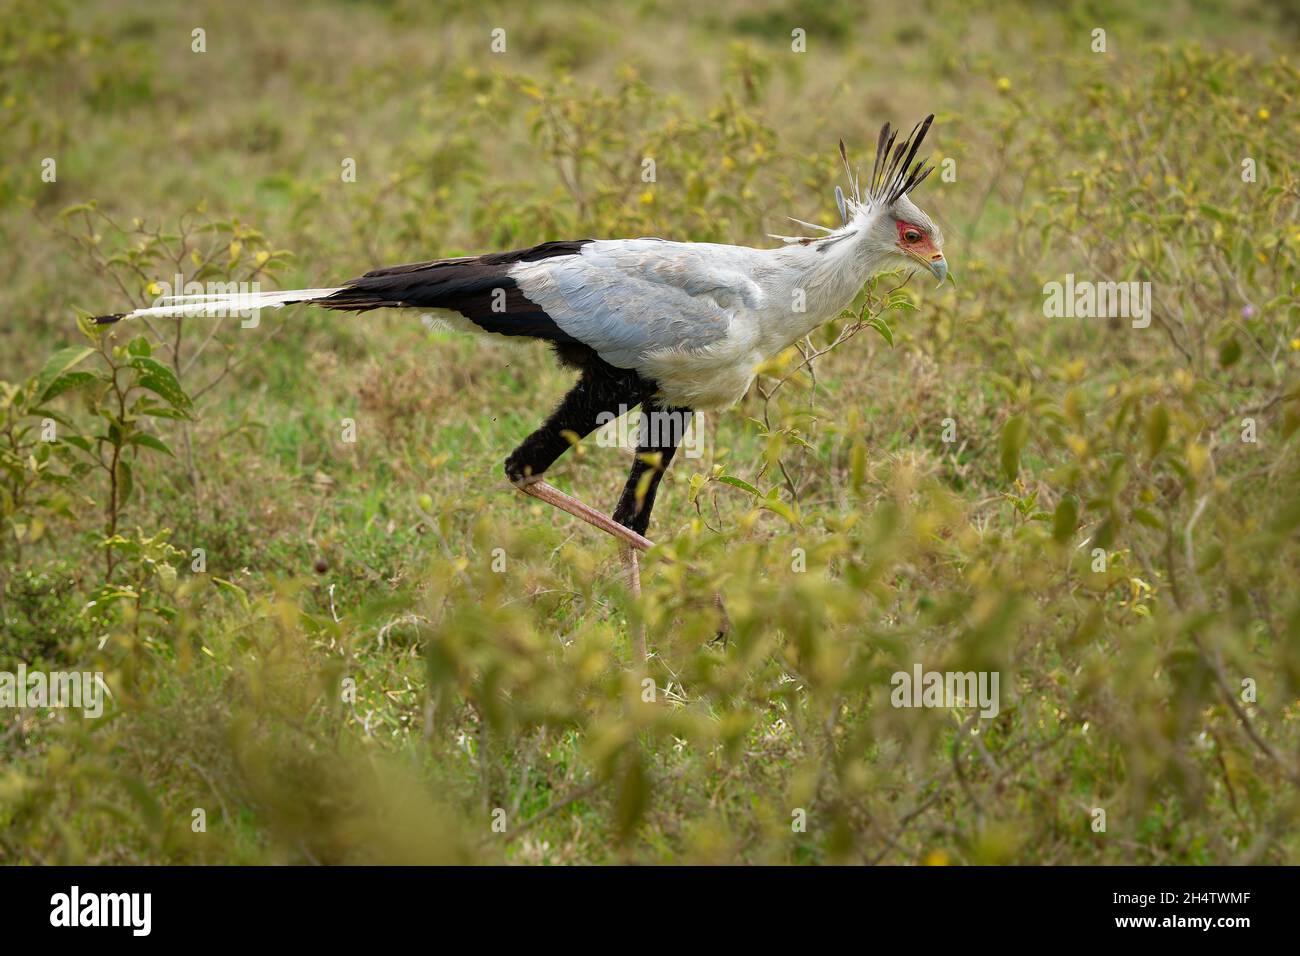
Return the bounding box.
[904,229,922,243]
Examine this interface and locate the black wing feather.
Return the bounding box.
[319,239,592,343]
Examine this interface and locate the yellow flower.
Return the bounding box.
[638,190,654,205]
[996,76,1011,92]
[1257,108,1270,121]
[1290,338,1300,351]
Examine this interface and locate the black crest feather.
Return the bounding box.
[868,114,935,206]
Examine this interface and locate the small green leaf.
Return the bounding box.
[117,459,133,506]
[136,402,191,420]
[1197,203,1233,223]
[213,577,250,611]
[1145,404,1170,458]
[615,750,648,842]
[128,433,174,457]
[1218,337,1242,368]
[130,357,193,414]
[687,472,706,504]
[1092,513,1116,550]
[60,435,93,452]
[999,415,1030,482]
[35,347,96,401]
[1132,507,1164,530]
[716,475,761,497]
[866,315,894,347]
[760,493,800,526]
[40,371,101,403]
[1052,494,1079,543]
[849,440,867,493]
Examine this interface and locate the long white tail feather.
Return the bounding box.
[95,287,343,324]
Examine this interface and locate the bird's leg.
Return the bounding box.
[608,403,691,664]
[620,545,646,663]
[610,402,691,595]
[607,403,730,647]
[505,361,652,549]
[515,478,653,551]
[611,402,691,538]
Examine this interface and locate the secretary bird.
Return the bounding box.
[92,116,946,638]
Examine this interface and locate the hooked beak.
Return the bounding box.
[902,247,949,286]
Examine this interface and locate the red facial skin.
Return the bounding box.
[895,219,941,262]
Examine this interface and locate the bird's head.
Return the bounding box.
[832,115,947,284]
[859,190,946,284]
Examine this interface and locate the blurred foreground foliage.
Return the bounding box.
[1,0,1298,864]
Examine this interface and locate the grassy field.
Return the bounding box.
[1,0,1298,864]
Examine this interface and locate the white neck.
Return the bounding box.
[763,217,886,349]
